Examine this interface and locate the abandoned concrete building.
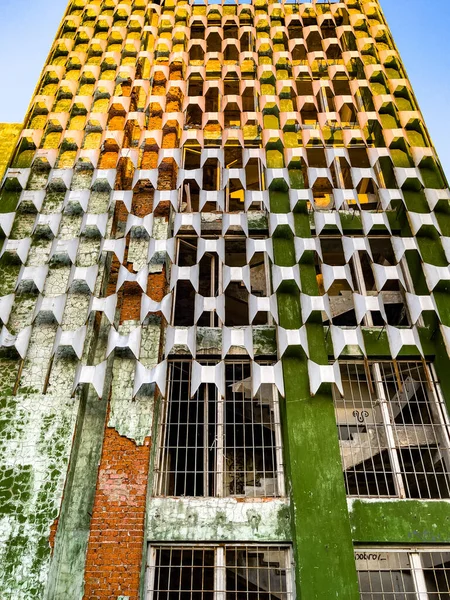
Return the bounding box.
[1,0,450,598]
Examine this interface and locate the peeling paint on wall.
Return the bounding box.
[147,498,291,542]
[0,391,79,599]
[108,320,160,445]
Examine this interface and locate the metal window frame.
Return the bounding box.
[355,546,450,599]
[153,358,285,498]
[334,360,450,500]
[171,233,272,328]
[145,543,296,600]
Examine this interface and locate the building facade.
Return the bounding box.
[1,0,450,598]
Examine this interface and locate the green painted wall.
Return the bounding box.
[349,500,450,545]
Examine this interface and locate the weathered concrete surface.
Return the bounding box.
[147,497,291,542]
[0,390,80,599]
[0,123,22,180]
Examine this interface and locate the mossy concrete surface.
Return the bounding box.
[0,124,22,180]
[147,498,291,542]
[349,499,450,544]
[270,187,360,600]
[0,387,80,599]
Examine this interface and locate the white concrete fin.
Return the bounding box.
[170,264,200,292]
[141,293,172,323]
[277,326,308,357]
[191,360,225,398]
[17,266,49,293]
[194,294,225,324]
[88,294,118,325]
[252,361,285,398]
[33,294,67,325]
[223,265,251,292]
[106,326,142,359]
[133,359,168,398]
[307,360,343,396]
[73,361,108,398]
[321,264,353,292]
[271,264,301,292]
[300,293,332,322]
[165,326,196,357]
[68,265,99,293]
[222,326,253,358]
[386,325,424,359]
[116,265,148,292]
[53,325,87,359]
[99,238,126,263]
[0,325,32,359]
[330,325,366,358]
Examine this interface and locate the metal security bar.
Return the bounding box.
[145,544,295,600]
[356,548,450,599]
[155,360,284,498]
[333,362,450,499]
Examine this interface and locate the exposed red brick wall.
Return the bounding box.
[83,428,151,600]
[49,517,59,553]
[82,82,175,597]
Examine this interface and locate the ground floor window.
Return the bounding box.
[145,544,294,599]
[356,548,450,598]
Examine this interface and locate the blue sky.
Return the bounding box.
[0,0,449,176]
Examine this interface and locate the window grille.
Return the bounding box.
[356,548,450,599]
[155,360,284,498]
[333,362,450,499]
[173,235,271,328]
[145,544,294,600]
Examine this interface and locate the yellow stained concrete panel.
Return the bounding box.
[0,123,22,180]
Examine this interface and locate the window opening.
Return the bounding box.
[245,158,265,194]
[188,79,204,97]
[173,237,219,327]
[356,548,450,599]
[203,158,221,191]
[146,545,295,600]
[317,236,411,327]
[334,362,450,499]
[155,360,284,498]
[205,87,220,112]
[224,238,269,326]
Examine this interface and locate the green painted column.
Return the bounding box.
[270,186,359,599]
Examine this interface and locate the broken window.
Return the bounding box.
[224,237,269,326]
[173,237,218,327]
[352,237,410,326]
[203,158,221,191]
[317,237,355,325]
[245,157,265,192]
[188,78,203,97]
[155,360,284,498]
[146,545,294,600]
[185,104,203,128]
[205,87,220,113]
[318,236,411,327]
[180,180,200,212]
[334,362,450,499]
[172,235,270,327]
[356,549,450,599]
